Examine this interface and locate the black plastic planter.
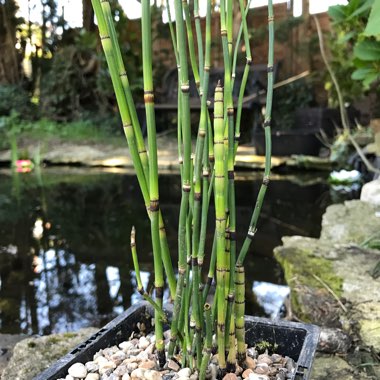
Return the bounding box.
[34,302,320,380]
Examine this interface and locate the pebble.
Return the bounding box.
[103,347,119,360]
[222,373,237,380]
[120,341,134,352]
[285,357,295,373]
[145,343,156,355]
[131,367,146,379]
[68,363,87,378]
[122,374,131,380]
[127,362,139,372]
[85,374,100,380]
[95,356,109,366]
[275,370,286,380]
[248,374,269,380]
[177,368,191,378]
[144,370,162,380]
[177,376,190,380]
[247,348,258,359]
[245,357,256,370]
[99,361,116,376]
[189,373,198,380]
[271,354,282,364]
[242,369,253,378]
[235,366,243,376]
[114,364,129,376]
[167,359,180,372]
[257,354,272,365]
[86,361,99,373]
[139,337,150,350]
[140,360,157,370]
[254,363,269,375]
[111,351,127,365]
[65,376,75,380]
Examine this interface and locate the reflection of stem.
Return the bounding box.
[313,15,380,175]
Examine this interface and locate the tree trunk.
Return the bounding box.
[83,0,95,32]
[0,0,20,84]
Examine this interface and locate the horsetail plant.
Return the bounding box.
[92,0,274,375]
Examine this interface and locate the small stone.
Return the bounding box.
[177,368,191,378]
[136,351,149,361]
[68,363,88,378]
[235,365,243,376]
[86,361,99,373]
[85,374,100,380]
[223,373,237,380]
[139,337,150,350]
[94,351,104,360]
[99,361,117,376]
[247,348,258,359]
[248,374,269,380]
[257,354,272,365]
[242,369,253,379]
[189,373,198,380]
[95,356,109,366]
[111,351,127,365]
[129,349,143,357]
[127,362,139,372]
[114,365,129,376]
[271,354,282,364]
[253,363,269,375]
[284,357,295,373]
[211,354,218,365]
[144,370,162,380]
[106,374,120,380]
[65,376,75,380]
[145,343,156,355]
[120,341,134,352]
[140,360,157,370]
[122,374,131,380]
[131,368,146,379]
[177,376,190,380]
[103,346,119,359]
[275,370,286,380]
[124,357,138,364]
[167,359,180,372]
[245,357,256,370]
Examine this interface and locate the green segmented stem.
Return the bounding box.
[141,0,165,366]
[193,0,204,86]
[237,0,273,266]
[100,0,149,187]
[130,226,167,322]
[235,264,246,364]
[199,303,212,380]
[183,0,200,89]
[214,82,227,370]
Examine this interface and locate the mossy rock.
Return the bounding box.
[320,200,380,244]
[1,327,98,380]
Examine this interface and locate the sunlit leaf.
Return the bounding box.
[364,0,380,36]
[354,39,380,60]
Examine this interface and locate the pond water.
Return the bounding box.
[0,167,359,335]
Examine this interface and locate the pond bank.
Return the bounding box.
[0,137,332,171]
[275,200,380,379]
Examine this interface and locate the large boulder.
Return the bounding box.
[1,327,97,380]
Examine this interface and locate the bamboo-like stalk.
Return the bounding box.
[199,303,212,380]
[141,0,165,367]
[214,82,227,371]
[98,0,176,300]
[130,226,167,322]
[193,0,204,86]
[169,0,193,359]
[235,264,245,364]
[236,0,274,266]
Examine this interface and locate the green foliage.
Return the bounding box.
[327,0,380,102]
[0,85,34,117]
[271,79,314,130]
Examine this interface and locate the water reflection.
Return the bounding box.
[0,168,358,334]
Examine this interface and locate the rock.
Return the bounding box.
[1,328,97,380]
[103,347,119,360]
[253,363,269,375]
[0,334,27,378]
[320,201,380,244]
[139,337,150,350]
[131,368,146,379]
[99,361,116,376]
[177,376,190,380]
[167,359,180,372]
[86,361,99,373]
[257,354,272,365]
[144,369,162,380]
[95,356,109,366]
[114,364,128,376]
[139,360,157,370]
[222,373,237,380]
[275,370,286,380]
[284,357,295,374]
[65,376,75,380]
[68,363,87,378]
[242,369,253,378]
[120,341,134,352]
[145,343,156,355]
[177,368,191,377]
[245,356,256,370]
[189,372,198,380]
[317,327,352,353]
[270,354,282,364]
[111,351,127,365]
[126,362,139,372]
[248,374,269,380]
[360,179,380,206]
[247,348,257,359]
[85,374,100,380]
[122,374,131,380]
